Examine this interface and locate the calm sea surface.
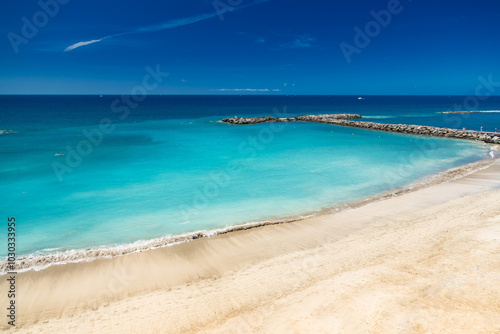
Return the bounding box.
[1,95,498,256]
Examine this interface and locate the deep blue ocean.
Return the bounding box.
[1,95,499,257]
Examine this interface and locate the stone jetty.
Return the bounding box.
[441,111,500,114]
[0,130,16,135]
[221,114,500,144]
[221,113,361,125]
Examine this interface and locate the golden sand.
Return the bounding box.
[2,161,500,333]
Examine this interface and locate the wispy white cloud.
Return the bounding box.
[65,37,109,52]
[280,34,316,49]
[64,0,270,52]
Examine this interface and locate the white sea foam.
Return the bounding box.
[361,115,397,119]
[0,158,495,275]
[41,248,61,252]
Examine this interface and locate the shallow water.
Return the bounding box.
[0,95,496,257]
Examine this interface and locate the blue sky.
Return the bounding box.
[1,0,499,94]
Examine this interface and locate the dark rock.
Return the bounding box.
[221,114,500,144]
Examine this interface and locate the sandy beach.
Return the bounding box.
[3,0,499,332]
[2,159,500,333]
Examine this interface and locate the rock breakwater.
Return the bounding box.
[221,114,500,144]
[221,113,361,125]
[441,110,500,114]
[0,130,16,135]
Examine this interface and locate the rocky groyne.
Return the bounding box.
[221,113,361,124]
[0,130,16,135]
[441,110,500,114]
[221,114,500,144]
[221,116,292,124]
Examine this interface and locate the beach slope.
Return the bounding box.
[2,161,500,333]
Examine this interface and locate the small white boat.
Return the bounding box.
[358,97,364,100]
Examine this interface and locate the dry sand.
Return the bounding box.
[2,160,500,333]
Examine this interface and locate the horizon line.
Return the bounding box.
[2,94,499,97]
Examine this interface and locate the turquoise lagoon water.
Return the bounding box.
[0,96,497,257]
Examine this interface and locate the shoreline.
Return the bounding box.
[2,114,497,274]
[2,158,500,332]
[1,155,495,275]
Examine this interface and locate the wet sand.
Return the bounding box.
[2,160,500,333]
